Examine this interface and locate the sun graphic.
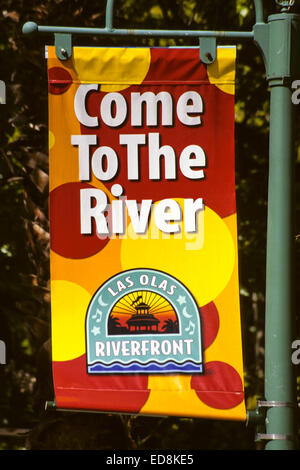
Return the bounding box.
[108,290,179,335]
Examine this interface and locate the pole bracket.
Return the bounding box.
[249,400,298,443]
[199,37,217,64]
[45,400,57,411]
[55,33,72,61]
[246,399,297,428]
[254,13,300,81]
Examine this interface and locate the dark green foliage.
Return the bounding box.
[0,0,299,450]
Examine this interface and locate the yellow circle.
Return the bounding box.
[207,47,236,95]
[121,202,235,307]
[51,280,92,361]
[72,47,151,92]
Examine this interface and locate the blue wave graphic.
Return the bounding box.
[88,360,203,374]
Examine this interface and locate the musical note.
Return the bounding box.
[185,320,195,335]
[92,308,103,323]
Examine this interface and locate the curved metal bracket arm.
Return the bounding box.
[254,0,265,23]
[106,0,266,30]
[22,0,261,63]
[105,0,115,30]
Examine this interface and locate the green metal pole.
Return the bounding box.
[105,0,115,29]
[260,11,299,450]
[254,0,265,23]
[265,81,296,450]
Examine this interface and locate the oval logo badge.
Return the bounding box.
[86,269,203,374]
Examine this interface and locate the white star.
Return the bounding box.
[177,295,186,305]
[91,326,101,336]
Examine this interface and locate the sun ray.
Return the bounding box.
[147,294,163,311]
[108,289,179,335]
[149,296,169,313]
[116,299,136,313]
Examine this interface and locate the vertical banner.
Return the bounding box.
[48,46,246,421]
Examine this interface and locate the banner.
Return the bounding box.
[47,46,246,421]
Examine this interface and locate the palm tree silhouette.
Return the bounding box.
[161,318,179,333]
[108,315,122,334]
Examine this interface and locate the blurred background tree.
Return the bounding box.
[0,0,299,450]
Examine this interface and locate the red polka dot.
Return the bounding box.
[200,302,219,350]
[53,354,150,413]
[49,182,110,259]
[48,67,72,94]
[191,361,244,409]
